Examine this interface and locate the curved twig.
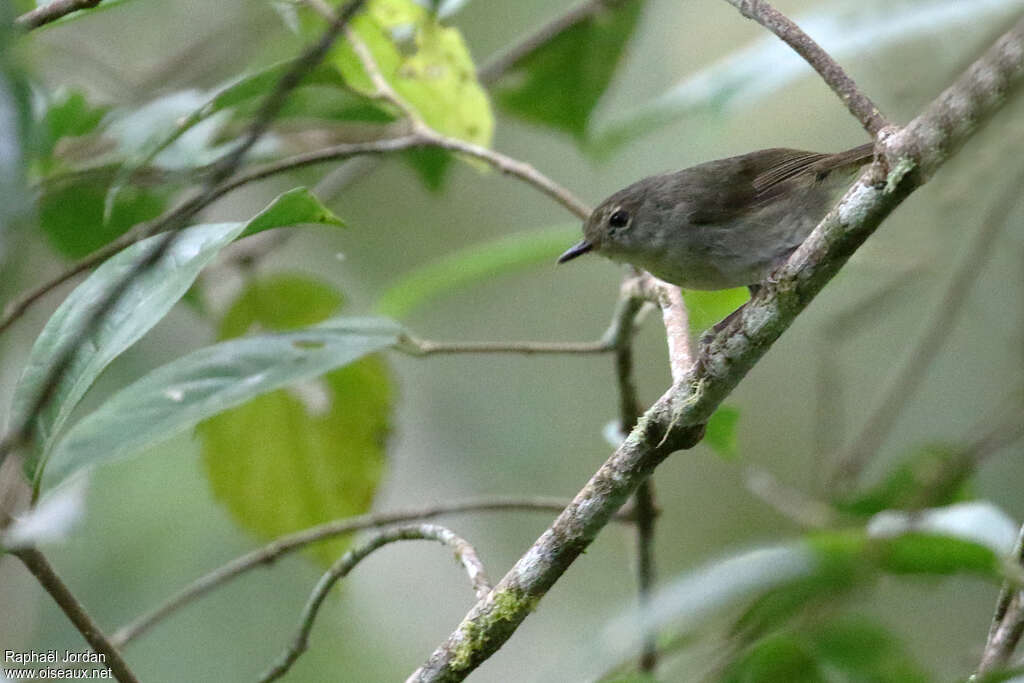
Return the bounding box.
[259,524,489,683]
[111,496,621,648]
[723,0,889,135]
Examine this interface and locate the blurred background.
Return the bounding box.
[1,0,1023,680]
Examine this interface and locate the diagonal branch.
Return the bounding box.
[722,0,889,136]
[259,524,490,683]
[977,524,1024,675]
[14,548,139,683]
[406,16,1024,682]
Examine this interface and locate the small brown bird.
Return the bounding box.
[558,143,874,291]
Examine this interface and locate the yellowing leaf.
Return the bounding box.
[333,0,493,147]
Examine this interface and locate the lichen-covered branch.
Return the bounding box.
[260,524,490,683]
[407,16,1024,682]
[977,525,1024,675]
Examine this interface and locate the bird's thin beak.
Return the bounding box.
[557,240,593,264]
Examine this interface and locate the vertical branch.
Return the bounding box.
[617,274,695,673]
[611,275,658,672]
[14,548,139,683]
[977,525,1024,675]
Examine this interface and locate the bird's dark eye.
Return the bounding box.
[608,209,630,228]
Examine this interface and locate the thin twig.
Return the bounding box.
[633,479,658,672]
[609,273,659,673]
[402,337,612,355]
[0,131,590,340]
[111,496,619,647]
[723,0,889,136]
[221,133,592,219]
[830,163,1024,491]
[14,548,139,683]
[977,525,1024,675]
[0,2,595,338]
[638,274,693,384]
[477,0,631,84]
[259,524,489,683]
[15,0,103,30]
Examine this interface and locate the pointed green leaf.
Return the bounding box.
[11,188,343,482]
[106,60,377,211]
[837,444,973,516]
[39,178,169,258]
[40,317,400,494]
[493,0,644,139]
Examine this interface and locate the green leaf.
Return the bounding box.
[376,225,578,318]
[866,503,1014,577]
[11,188,343,483]
[38,177,169,258]
[333,0,493,185]
[493,0,644,139]
[239,185,344,237]
[704,404,740,460]
[36,90,109,161]
[40,317,401,494]
[837,444,973,516]
[723,633,823,683]
[808,617,929,683]
[108,60,377,208]
[725,617,929,683]
[218,274,346,338]
[206,274,391,556]
[201,275,389,566]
